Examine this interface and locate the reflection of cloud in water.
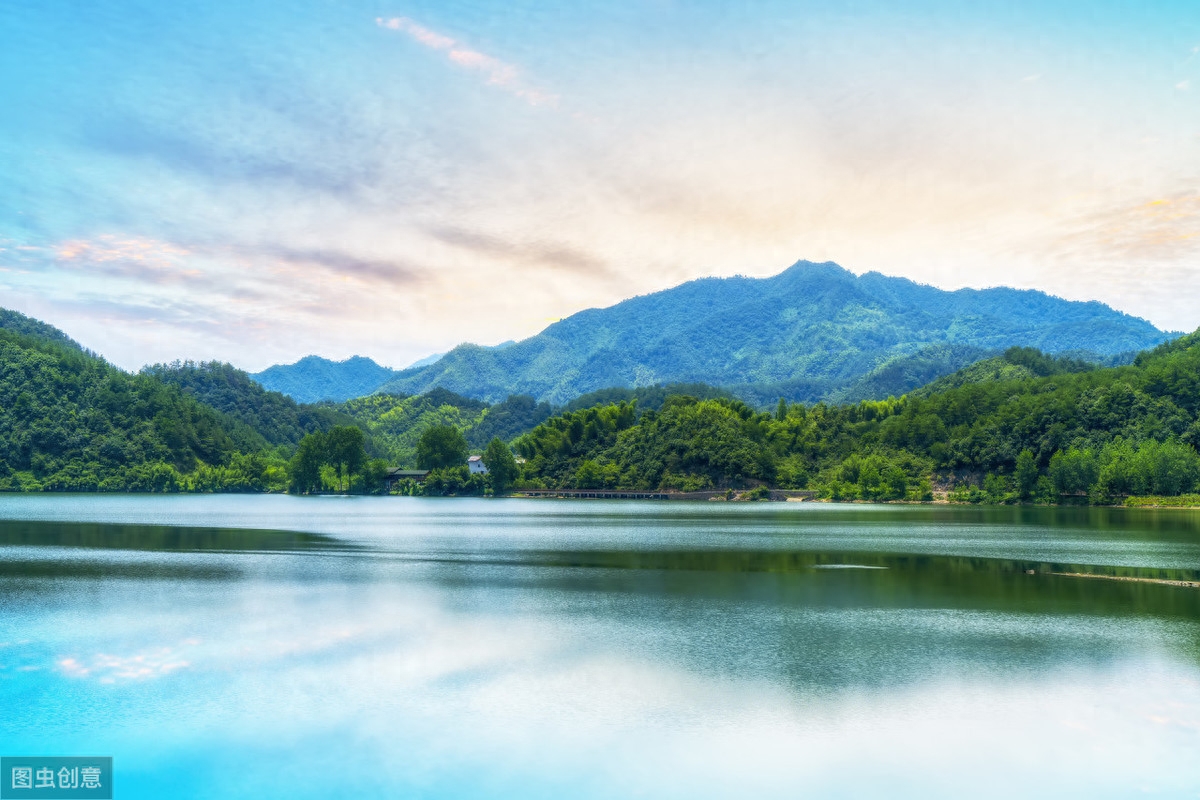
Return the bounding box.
[59,643,194,683]
[162,597,1200,797]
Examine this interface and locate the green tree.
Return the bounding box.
[1014,449,1038,500]
[289,431,327,493]
[326,425,366,492]
[1049,448,1099,495]
[482,437,519,494]
[776,397,788,422]
[362,458,390,494]
[416,425,469,470]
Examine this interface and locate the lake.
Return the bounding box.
[1,495,1198,798]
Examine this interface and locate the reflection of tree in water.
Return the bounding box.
[0,520,353,552]
[422,545,1200,691]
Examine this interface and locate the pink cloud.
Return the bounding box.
[376,17,557,107]
[59,645,193,683]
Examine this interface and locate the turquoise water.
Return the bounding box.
[1,496,1198,798]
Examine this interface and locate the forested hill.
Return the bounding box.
[252,355,396,403]
[375,261,1173,405]
[334,389,552,466]
[510,330,1200,502]
[909,347,1098,397]
[0,321,269,491]
[0,308,86,352]
[145,361,358,446]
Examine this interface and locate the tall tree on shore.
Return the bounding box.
[416,425,469,470]
[326,425,366,493]
[290,431,327,494]
[482,437,519,494]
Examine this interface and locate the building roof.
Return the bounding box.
[386,468,429,478]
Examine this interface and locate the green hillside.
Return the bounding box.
[561,383,735,414]
[145,361,358,445]
[509,331,1200,502]
[375,261,1173,405]
[0,320,271,492]
[334,389,551,466]
[0,309,87,352]
[0,305,556,492]
[2,302,1195,503]
[909,347,1097,397]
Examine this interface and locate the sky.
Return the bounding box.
[0,0,1197,372]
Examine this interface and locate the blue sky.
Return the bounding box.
[1,1,1197,370]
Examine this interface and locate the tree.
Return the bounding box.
[1049,448,1099,495]
[416,425,469,470]
[326,425,366,492]
[482,437,519,494]
[290,431,327,494]
[776,397,788,422]
[1014,449,1038,500]
[362,458,390,495]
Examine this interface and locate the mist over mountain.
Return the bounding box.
[372,261,1174,405]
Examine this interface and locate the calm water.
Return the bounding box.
[1,496,1198,798]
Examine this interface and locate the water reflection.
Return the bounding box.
[0,499,1197,798]
[0,519,355,552]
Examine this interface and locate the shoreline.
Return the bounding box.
[0,489,1198,510]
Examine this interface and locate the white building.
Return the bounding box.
[467,455,488,475]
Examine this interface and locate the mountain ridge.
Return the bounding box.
[251,355,397,403]
[373,260,1173,404]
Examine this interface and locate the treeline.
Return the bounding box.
[289,426,390,494]
[144,360,356,445]
[333,389,550,465]
[0,325,276,492]
[389,425,518,497]
[0,310,553,494]
[3,302,1198,504]
[509,338,1200,503]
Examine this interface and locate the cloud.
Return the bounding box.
[1176,80,1190,91]
[59,645,192,683]
[52,235,203,285]
[376,17,558,107]
[427,225,612,276]
[242,245,423,286]
[82,113,379,199]
[1047,193,1200,265]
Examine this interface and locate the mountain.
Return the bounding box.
[511,333,1200,499]
[144,361,359,446]
[334,389,552,466]
[0,311,267,491]
[405,352,444,369]
[560,383,737,414]
[251,355,396,403]
[908,347,1097,398]
[375,261,1175,405]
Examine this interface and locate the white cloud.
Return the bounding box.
[59,645,192,683]
[375,17,558,107]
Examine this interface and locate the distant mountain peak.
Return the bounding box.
[251,355,396,404]
[373,260,1174,405]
